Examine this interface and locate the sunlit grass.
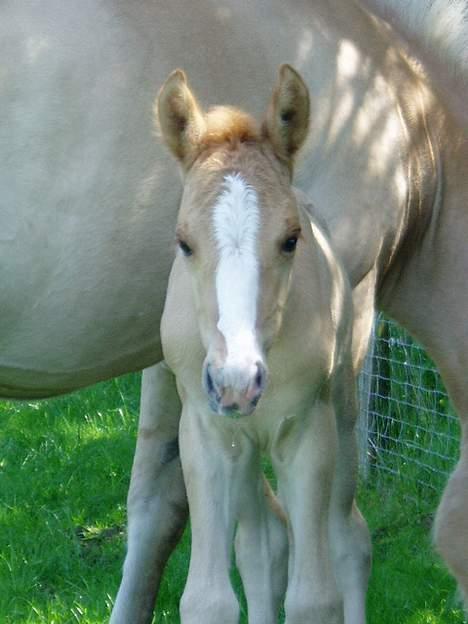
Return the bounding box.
[0,373,465,623]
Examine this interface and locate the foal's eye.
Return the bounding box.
[178,240,193,257]
[281,236,298,254]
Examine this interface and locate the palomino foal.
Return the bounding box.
[158,66,371,624]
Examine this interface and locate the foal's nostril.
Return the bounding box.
[254,362,267,391]
[204,364,215,395]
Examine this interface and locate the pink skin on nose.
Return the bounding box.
[203,355,267,417]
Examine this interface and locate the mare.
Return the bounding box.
[157,66,370,624]
[1,1,467,621]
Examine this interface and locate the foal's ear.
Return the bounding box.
[155,69,206,169]
[262,65,310,168]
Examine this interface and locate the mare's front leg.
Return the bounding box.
[110,363,188,624]
[179,406,248,624]
[273,399,343,624]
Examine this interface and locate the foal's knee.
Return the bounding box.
[180,587,239,624]
[285,573,343,624]
[331,505,372,585]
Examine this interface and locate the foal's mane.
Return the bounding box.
[198,106,261,152]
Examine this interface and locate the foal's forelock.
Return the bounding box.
[213,173,262,370]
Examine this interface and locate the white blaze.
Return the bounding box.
[213,174,261,371]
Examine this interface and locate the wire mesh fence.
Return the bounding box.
[358,316,460,493]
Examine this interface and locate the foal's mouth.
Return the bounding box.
[211,399,259,419]
[207,391,258,419]
[216,403,245,419]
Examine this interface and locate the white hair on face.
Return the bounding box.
[213,173,261,366]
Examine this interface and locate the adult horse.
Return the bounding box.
[1,1,467,621]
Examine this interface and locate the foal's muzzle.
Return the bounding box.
[202,359,267,417]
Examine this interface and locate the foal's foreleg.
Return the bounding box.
[329,501,371,624]
[178,409,240,624]
[274,400,344,624]
[110,363,188,624]
[330,482,371,624]
[330,372,371,624]
[234,471,289,623]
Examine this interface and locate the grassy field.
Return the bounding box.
[0,372,465,623]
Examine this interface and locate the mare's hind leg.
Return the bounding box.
[400,344,468,605]
[434,438,468,603]
[234,473,289,623]
[374,329,468,605]
[381,182,468,606]
[110,362,188,624]
[430,367,468,601]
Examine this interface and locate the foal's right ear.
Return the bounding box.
[155,70,206,169]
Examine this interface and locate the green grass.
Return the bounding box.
[0,375,140,624]
[363,477,464,624]
[0,373,465,623]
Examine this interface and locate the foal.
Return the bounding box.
[158,66,371,624]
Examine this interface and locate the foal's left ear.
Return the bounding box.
[262,65,310,169]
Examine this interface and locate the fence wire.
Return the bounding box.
[358,316,460,492]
